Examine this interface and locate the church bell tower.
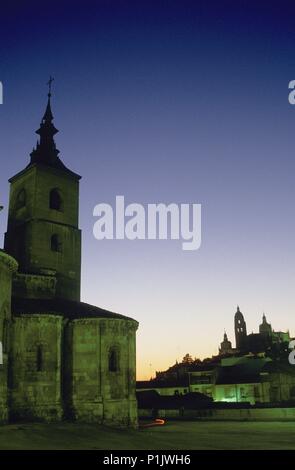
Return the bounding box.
[4,80,81,301]
[234,306,247,351]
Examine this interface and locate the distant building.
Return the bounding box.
[137,377,190,397]
[139,307,295,405]
[217,306,291,357]
[234,306,248,351]
[137,356,295,405]
[233,307,291,355]
[219,332,233,356]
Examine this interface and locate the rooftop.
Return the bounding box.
[12,297,137,323]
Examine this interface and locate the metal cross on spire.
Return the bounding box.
[47,76,54,97]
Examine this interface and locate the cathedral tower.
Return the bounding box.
[259,314,272,337]
[219,331,233,355]
[234,306,247,351]
[4,84,81,301]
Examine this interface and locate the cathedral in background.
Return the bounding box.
[219,306,291,357]
[137,307,294,407]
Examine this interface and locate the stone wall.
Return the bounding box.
[101,319,138,428]
[63,318,103,422]
[0,251,18,423]
[10,314,63,422]
[5,164,81,302]
[64,317,138,427]
[12,273,57,299]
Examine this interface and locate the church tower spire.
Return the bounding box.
[30,77,60,166]
[4,83,81,301]
[28,78,77,178]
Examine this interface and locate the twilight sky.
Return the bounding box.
[1,0,295,379]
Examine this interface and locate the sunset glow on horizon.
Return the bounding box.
[1,1,295,381]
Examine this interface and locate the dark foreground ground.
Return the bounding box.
[1,420,295,450]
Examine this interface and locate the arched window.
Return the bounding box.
[16,188,26,210]
[109,347,119,372]
[49,188,63,211]
[51,234,62,252]
[2,319,10,354]
[36,345,44,372]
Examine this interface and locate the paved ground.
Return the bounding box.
[0,420,295,449]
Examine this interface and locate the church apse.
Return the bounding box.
[0,249,18,422]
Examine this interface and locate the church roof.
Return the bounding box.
[215,359,295,385]
[215,359,267,385]
[9,161,81,183]
[12,297,137,323]
[11,82,81,182]
[137,377,190,389]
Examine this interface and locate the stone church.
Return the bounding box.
[0,89,138,427]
